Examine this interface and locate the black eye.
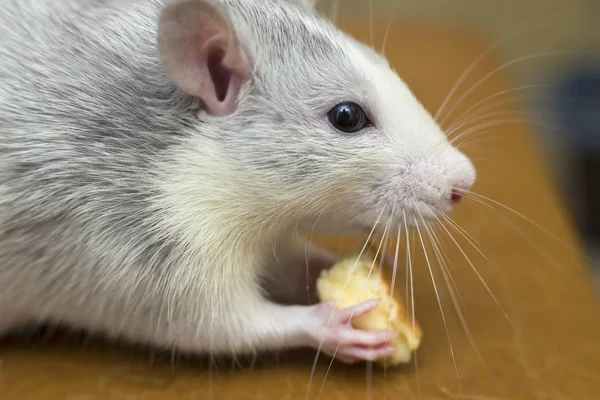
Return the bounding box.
[328,102,370,133]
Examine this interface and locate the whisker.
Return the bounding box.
[463,194,569,271]
[368,0,375,49]
[425,216,505,389]
[446,84,552,133]
[379,227,390,270]
[428,208,513,325]
[439,50,576,128]
[316,206,393,400]
[447,111,529,141]
[380,3,398,57]
[318,228,392,400]
[304,201,335,305]
[448,97,554,142]
[463,191,583,253]
[329,0,341,25]
[451,119,578,154]
[421,221,466,394]
[450,121,527,149]
[414,215,462,391]
[384,219,402,385]
[449,115,570,148]
[366,358,373,400]
[435,36,511,123]
[433,12,564,123]
[436,210,481,247]
[430,224,508,391]
[435,210,498,273]
[403,215,421,396]
[455,129,515,150]
[429,223,470,316]
[365,220,392,399]
[305,206,386,400]
[446,93,550,131]
[448,117,559,148]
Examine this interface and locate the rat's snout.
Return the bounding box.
[438,148,476,211]
[396,146,476,217]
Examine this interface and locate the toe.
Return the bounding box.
[336,298,380,322]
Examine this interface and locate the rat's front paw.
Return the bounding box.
[306,299,398,364]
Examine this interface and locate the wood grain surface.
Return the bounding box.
[1,19,599,400]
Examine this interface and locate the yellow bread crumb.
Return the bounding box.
[315,246,422,367]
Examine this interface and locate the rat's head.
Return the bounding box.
[157,0,475,233]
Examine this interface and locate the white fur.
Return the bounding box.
[0,0,475,360]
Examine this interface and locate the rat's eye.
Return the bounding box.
[328,102,371,133]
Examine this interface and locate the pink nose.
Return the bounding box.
[451,189,463,203]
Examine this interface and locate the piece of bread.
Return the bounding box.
[315,243,422,367]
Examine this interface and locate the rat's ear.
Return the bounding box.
[158,0,252,116]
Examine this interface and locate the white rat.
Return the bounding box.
[0,0,475,364]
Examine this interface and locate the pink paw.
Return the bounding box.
[307,299,398,364]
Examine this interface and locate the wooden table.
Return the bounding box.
[1,20,600,400]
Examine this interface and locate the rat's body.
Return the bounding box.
[0,0,475,363]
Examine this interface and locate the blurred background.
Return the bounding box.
[317,0,600,292]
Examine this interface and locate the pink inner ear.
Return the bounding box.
[200,36,246,116]
[207,48,230,102]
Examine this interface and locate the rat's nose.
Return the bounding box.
[449,181,472,205]
[451,189,463,204]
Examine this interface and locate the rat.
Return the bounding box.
[0,0,476,364]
